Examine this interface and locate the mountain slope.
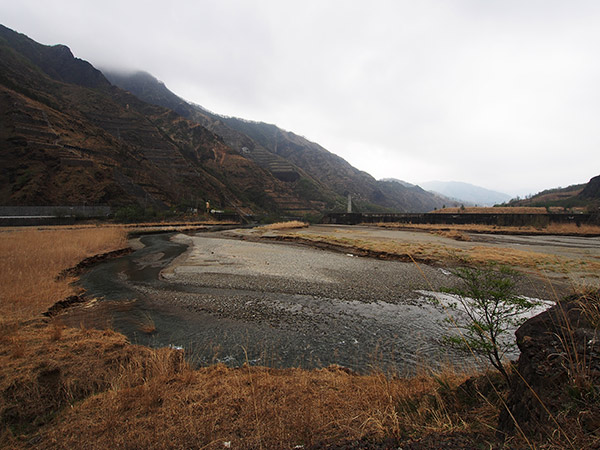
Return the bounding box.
[0,25,330,214]
[104,69,449,213]
[381,178,463,208]
[578,175,600,200]
[504,175,599,210]
[419,181,511,206]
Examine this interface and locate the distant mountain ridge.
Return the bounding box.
[418,181,511,207]
[380,178,463,208]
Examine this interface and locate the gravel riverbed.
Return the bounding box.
[62,230,563,373]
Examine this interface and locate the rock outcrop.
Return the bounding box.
[579,175,600,200]
[499,290,600,443]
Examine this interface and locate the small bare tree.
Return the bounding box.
[442,265,540,384]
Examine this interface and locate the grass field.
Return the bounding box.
[431,206,549,214]
[0,227,127,322]
[259,220,309,230]
[0,225,597,449]
[276,230,600,279]
[374,221,600,237]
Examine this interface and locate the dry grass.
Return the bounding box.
[576,287,600,328]
[138,312,157,335]
[1,317,494,449]
[0,323,186,444]
[259,220,309,230]
[2,225,597,449]
[124,219,235,227]
[31,362,491,450]
[276,231,579,271]
[374,222,600,237]
[543,223,600,235]
[0,225,498,449]
[124,220,238,235]
[0,226,127,322]
[430,230,472,241]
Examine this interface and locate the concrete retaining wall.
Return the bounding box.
[323,212,599,227]
[0,205,111,218]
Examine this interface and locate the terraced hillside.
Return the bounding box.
[105,70,450,213]
[0,25,330,214]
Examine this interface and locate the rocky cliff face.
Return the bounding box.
[499,290,600,445]
[0,25,110,89]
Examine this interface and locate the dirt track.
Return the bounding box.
[234,224,600,288]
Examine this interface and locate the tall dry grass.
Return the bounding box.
[0,323,186,444]
[259,220,309,230]
[0,226,127,322]
[36,363,491,449]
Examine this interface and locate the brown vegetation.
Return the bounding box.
[259,220,309,230]
[138,312,157,335]
[2,225,599,449]
[430,230,472,241]
[374,222,600,237]
[0,226,127,322]
[28,362,495,449]
[276,231,600,274]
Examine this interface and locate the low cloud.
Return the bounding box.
[2,0,599,195]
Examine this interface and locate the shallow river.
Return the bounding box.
[60,231,554,374]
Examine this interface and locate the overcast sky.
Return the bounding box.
[2,1,600,196]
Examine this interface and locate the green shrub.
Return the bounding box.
[441,265,541,384]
